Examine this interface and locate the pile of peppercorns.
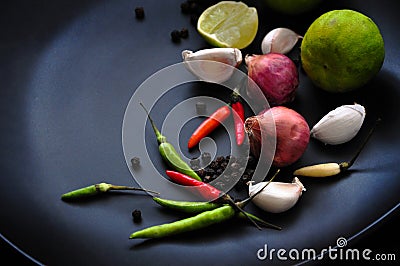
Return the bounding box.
[190,153,257,191]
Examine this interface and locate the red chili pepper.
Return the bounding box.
[166,169,267,230]
[187,105,231,149]
[166,170,222,201]
[231,101,245,146]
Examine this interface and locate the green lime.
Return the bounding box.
[197,1,258,49]
[301,9,385,93]
[264,0,321,15]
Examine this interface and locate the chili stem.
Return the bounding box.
[61,182,159,200]
[108,185,159,195]
[140,102,166,144]
[239,212,282,230]
[340,118,381,171]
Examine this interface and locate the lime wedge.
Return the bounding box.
[197,1,258,49]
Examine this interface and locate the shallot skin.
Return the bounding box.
[245,106,310,167]
[246,53,299,106]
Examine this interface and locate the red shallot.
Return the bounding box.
[245,53,299,106]
[245,106,310,167]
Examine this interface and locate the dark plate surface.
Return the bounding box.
[1,0,399,265]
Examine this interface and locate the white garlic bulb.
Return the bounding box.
[182,48,242,83]
[310,103,366,145]
[261,28,302,55]
[248,178,305,213]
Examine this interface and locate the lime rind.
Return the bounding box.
[300,9,385,92]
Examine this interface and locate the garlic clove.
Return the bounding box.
[248,177,305,213]
[261,28,303,55]
[182,48,242,83]
[310,103,366,145]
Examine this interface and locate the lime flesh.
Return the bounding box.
[197,1,258,49]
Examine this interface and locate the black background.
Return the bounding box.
[1,0,398,265]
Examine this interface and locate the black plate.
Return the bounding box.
[1,0,399,265]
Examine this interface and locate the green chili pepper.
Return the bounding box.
[152,197,220,213]
[61,182,159,200]
[140,103,202,181]
[152,197,281,230]
[130,170,282,239]
[129,205,236,239]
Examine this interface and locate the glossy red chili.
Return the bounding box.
[166,170,222,201]
[187,105,231,149]
[231,101,245,146]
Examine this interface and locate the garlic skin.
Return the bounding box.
[261,28,302,55]
[182,48,242,83]
[248,177,305,213]
[310,103,366,145]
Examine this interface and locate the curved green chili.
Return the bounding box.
[152,197,220,213]
[61,182,158,200]
[152,197,281,230]
[140,103,202,181]
[129,205,236,239]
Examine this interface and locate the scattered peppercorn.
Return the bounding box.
[131,157,141,168]
[134,7,145,20]
[180,28,189,39]
[132,209,142,223]
[196,101,207,115]
[171,30,181,43]
[197,168,206,178]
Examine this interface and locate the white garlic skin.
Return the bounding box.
[248,177,305,213]
[310,103,366,145]
[182,48,242,83]
[261,28,302,55]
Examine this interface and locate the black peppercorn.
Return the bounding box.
[206,168,215,176]
[131,157,140,168]
[196,168,206,177]
[180,28,189,39]
[132,209,142,223]
[134,7,145,20]
[220,162,228,170]
[216,168,223,176]
[196,101,207,115]
[171,30,181,43]
[210,161,219,170]
[215,156,225,164]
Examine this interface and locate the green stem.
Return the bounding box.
[108,185,159,195]
[61,183,159,200]
[237,212,282,231]
[340,118,381,171]
[140,102,166,144]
